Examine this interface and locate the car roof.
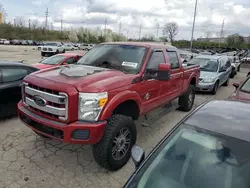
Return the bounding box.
[102,41,177,51]
[185,100,250,142]
[195,55,225,60]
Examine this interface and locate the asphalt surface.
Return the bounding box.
[0,45,249,188]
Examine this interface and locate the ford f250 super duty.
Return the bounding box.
[18,42,200,171]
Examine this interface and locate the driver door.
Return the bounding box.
[136,49,166,113]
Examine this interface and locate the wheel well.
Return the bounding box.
[190,77,196,86]
[113,100,140,120]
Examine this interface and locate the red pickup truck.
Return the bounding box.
[18,42,200,170]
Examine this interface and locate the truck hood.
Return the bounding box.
[32,63,55,70]
[200,71,217,79]
[31,65,137,92]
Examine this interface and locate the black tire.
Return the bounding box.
[33,131,50,139]
[62,49,66,53]
[212,81,219,95]
[247,72,250,77]
[237,65,241,72]
[92,114,137,171]
[230,68,235,78]
[223,78,229,86]
[178,85,195,112]
[41,52,45,57]
[56,50,59,54]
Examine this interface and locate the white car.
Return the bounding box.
[80,43,92,51]
[2,39,10,45]
[64,43,77,51]
[41,42,66,57]
[228,56,241,78]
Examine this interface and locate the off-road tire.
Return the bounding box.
[223,78,229,86]
[178,85,195,112]
[212,81,219,95]
[238,65,241,72]
[92,114,137,171]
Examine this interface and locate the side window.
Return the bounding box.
[167,51,180,69]
[2,68,28,83]
[220,58,226,68]
[147,51,165,70]
[225,58,231,68]
[65,57,76,64]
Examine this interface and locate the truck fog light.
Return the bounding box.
[72,130,90,140]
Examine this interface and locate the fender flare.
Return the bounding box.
[99,90,142,120]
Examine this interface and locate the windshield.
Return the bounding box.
[40,55,66,65]
[188,58,218,72]
[240,77,250,93]
[128,125,250,188]
[45,43,58,46]
[77,44,147,74]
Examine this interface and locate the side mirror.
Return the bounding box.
[233,82,240,89]
[145,63,171,81]
[131,145,145,168]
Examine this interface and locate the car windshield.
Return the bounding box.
[188,58,218,72]
[77,44,147,74]
[240,77,250,93]
[128,125,250,188]
[40,55,66,65]
[45,43,58,46]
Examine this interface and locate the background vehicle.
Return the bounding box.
[64,43,77,51]
[18,42,200,170]
[188,55,232,94]
[124,100,250,188]
[0,61,39,118]
[32,53,83,69]
[3,40,10,45]
[10,39,21,45]
[179,50,195,63]
[229,76,250,102]
[41,42,66,57]
[80,43,92,51]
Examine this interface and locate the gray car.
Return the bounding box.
[187,55,232,94]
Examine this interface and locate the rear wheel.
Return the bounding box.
[92,114,137,171]
[223,78,229,86]
[41,52,45,57]
[178,85,195,112]
[237,65,241,72]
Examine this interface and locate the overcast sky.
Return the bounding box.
[1,0,250,40]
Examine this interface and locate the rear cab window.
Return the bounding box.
[167,51,180,69]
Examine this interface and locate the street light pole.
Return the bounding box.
[190,0,198,51]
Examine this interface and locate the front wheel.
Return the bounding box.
[92,114,137,171]
[212,81,219,95]
[62,49,66,53]
[223,78,229,86]
[178,85,195,112]
[238,65,241,72]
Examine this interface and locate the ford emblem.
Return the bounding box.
[33,95,47,106]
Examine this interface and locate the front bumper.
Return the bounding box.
[196,82,215,92]
[18,102,107,144]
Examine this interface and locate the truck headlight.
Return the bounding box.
[78,92,108,121]
[203,78,215,83]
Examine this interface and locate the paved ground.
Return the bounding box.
[0,45,249,188]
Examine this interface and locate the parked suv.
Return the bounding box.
[18,42,200,170]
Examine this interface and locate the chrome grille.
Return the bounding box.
[23,82,68,121]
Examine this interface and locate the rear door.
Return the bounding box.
[218,58,227,85]
[164,50,183,100]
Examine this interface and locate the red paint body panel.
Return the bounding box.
[18,42,200,144]
[18,102,106,144]
[229,79,250,102]
[32,53,84,70]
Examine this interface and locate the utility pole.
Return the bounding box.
[45,7,49,30]
[139,24,142,40]
[219,19,225,47]
[51,22,53,30]
[60,19,63,32]
[118,22,122,36]
[104,18,107,38]
[190,0,198,51]
[127,30,129,40]
[156,22,160,38]
[28,19,31,29]
[14,18,16,27]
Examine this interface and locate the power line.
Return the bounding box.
[45,7,49,29]
[190,0,198,51]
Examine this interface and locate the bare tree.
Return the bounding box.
[31,19,39,29]
[15,17,25,28]
[162,22,178,43]
[0,3,7,22]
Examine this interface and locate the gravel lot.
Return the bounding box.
[0,45,248,188]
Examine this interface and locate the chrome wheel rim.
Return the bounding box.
[112,128,131,160]
[188,89,194,108]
